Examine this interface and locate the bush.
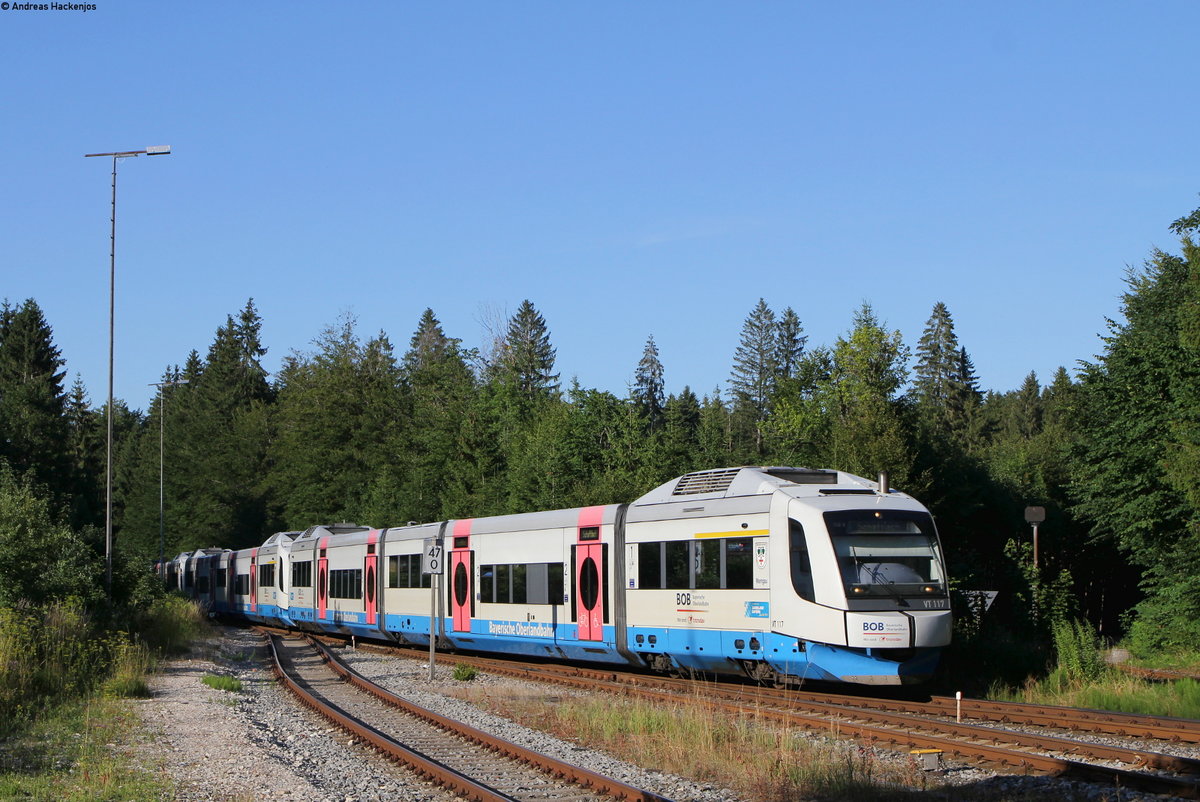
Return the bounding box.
[136,595,209,656]
[1052,618,1105,684]
[452,662,478,682]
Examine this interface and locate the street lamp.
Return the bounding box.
[150,379,188,572]
[1024,505,1046,569]
[85,145,171,597]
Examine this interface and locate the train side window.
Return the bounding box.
[695,541,721,589]
[329,568,363,599]
[789,520,815,602]
[480,562,561,603]
[388,554,431,588]
[215,568,227,589]
[725,538,754,589]
[637,542,662,589]
[665,541,689,589]
[512,563,527,603]
[496,564,510,602]
[197,575,210,594]
[480,565,495,602]
[258,563,276,591]
[292,560,312,588]
[548,562,564,604]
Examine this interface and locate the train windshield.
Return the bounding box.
[823,510,946,601]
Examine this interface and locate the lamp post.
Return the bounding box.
[150,379,188,571]
[85,145,171,597]
[1024,505,1046,569]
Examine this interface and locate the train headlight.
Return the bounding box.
[852,586,866,594]
[922,585,937,594]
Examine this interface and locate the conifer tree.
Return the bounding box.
[825,303,912,485]
[64,376,104,528]
[913,302,961,413]
[0,298,71,501]
[729,298,778,419]
[661,387,701,476]
[775,307,807,382]
[498,300,559,403]
[269,313,403,529]
[383,308,475,523]
[632,335,665,427]
[169,300,274,547]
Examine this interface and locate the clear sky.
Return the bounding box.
[2,2,1198,413]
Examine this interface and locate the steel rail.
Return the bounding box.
[373,642,1200,744]
[306,635,673,802]
[255,628,1200,797]
[265,633,517,802]
[353,643,1200,798]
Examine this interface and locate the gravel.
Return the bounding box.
[130,627,1195,801]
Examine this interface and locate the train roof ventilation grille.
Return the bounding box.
[766,468,839,485]
[673,468,742,496]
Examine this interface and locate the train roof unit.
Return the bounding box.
[633,466,910,506]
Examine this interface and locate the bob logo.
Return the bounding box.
[863,621,887,632]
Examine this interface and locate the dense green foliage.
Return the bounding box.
[4,200,1200,684]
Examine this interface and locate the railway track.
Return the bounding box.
[265,632,673,802]
[342,640,1200,799]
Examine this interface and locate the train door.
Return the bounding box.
[365,530,379,626]
[574,506,607,641]
[249,549,258,615]
[317,537,329,621]
[450,520,473,633]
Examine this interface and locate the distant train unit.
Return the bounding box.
[165,466,951,685]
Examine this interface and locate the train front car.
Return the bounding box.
[625,467,950,686]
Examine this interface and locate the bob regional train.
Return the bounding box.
[165,467,951,685]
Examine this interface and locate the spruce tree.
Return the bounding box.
[64,376,104,528]
[826,303,912,485]
[632,335,665,427]
[913,301,961,414]
[499,300,559,403]
[170,300,274,547]
[729,298,778,419]
[775,307,807,382]
[384,309,475,523]
[0,298,72,504]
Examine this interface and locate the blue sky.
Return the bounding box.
[2,2,1198,412]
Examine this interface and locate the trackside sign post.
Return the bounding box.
[422,538,444,680]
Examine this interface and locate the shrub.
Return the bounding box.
[101,640,153,698]
[137,595,209,656]
[452,662,478,682]
[1052,618,1105,684]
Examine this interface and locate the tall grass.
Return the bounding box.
[454,685,933,801]
[0,595,210,729]
[0,695,170,801]
[986,617,1200,719]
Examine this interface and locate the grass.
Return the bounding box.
[451,661,479,682]
[451,684,938,801]
[0,695,171,801]
[0,594,213,799]
[990,670,1200,718]
[201,673,243,693]
[985,619,1200,718]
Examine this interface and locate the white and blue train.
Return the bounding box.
[167,466,951,685]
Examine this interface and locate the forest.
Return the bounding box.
[3,201,1200,677]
